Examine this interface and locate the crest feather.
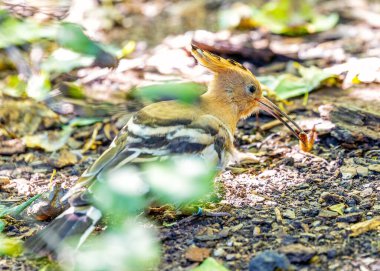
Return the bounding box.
[191,44,249,74]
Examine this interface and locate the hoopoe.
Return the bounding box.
[26,44,307,255]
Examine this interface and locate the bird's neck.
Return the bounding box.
[199,91,239,134]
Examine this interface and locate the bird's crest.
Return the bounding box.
[191,44,250,74]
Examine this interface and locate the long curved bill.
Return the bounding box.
[257,97,306,143]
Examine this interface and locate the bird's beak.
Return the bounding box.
[257,97,306,143]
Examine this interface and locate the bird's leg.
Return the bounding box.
[230,147,260,165]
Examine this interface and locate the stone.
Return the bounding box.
[283,209,296,219]
[318,209,339,218]
[278,244,316,263]
[356,166,369,177]
[319,192,344,204]
[360,188,373,198]
[368,164,380,173]
[249,250,290,271]
[340,166,357,179]
[225,254,235,261]
[213,248,226,257]
[337,213,363,223]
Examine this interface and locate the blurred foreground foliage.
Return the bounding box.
[56,156,217,271]
[0,10,118,101]
[219,0,338,35]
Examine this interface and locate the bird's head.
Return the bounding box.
[191,44,306,143]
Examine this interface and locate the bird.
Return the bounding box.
[25,44,307,256]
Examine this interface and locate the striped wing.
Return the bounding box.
[69,100,233,196]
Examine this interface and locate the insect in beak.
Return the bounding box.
[256,97,308,145]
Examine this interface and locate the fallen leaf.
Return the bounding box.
[349,216,380,237]
[258,62,337,100]
[185,246,211,262]
[328,203,345,216]
[22,126,73,152]
[50,149,79,168]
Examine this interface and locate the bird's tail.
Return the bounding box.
[25,204,102,257]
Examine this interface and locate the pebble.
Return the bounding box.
[336,213,363,223]
[356,166,369,177]
[360,188,373,198]
[318,209,339,218]
[345,207,361,213]
[213,248,226,257]
[368,164,380,173]
[301,208,319,217]
[225,254,236,261]
[340,166,357,179]
[278,244,316,263]
[283,209,296,219]
[319,192,344,204]
[249,250,290,271]
[360,199,374,209]
[311,220,322,227]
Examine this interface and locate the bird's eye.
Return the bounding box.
[246,84,257,95]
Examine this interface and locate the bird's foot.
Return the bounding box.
[231,149,260,165]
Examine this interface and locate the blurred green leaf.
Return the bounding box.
[0,11,56,48]
[57,23,117,68]
[93,167,149,221]
[193,258,230,271]
[219,0,338,35]
[0,194,41,218]
[134,82,206,103]
[258,62,337,100]
[69,117,103,127]
[0,220,5,232]
[60,221,161,271]
[2,75,27,98]
[26,72,51,101]
[0,235,23,257]
[57,23,102,56]
[144,157,215,205]
[42,48,95,74]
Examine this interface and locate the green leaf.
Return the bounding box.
[258,62,336,100]
[69,117,103,127]
[134,82,206,104]
[144,157,215,205]
[2,75,27,98]
[0,235,23,257]
[42,48,95,74]
[26,72,51,101]
[0,12,56,48]
[219,0,339,35]
[57,23,102,56]
[0,220,5,232]
[0,194,41,218]
[192,258,230,271]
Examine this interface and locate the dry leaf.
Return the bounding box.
[349,216,380,237]
[185,246,211,262]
